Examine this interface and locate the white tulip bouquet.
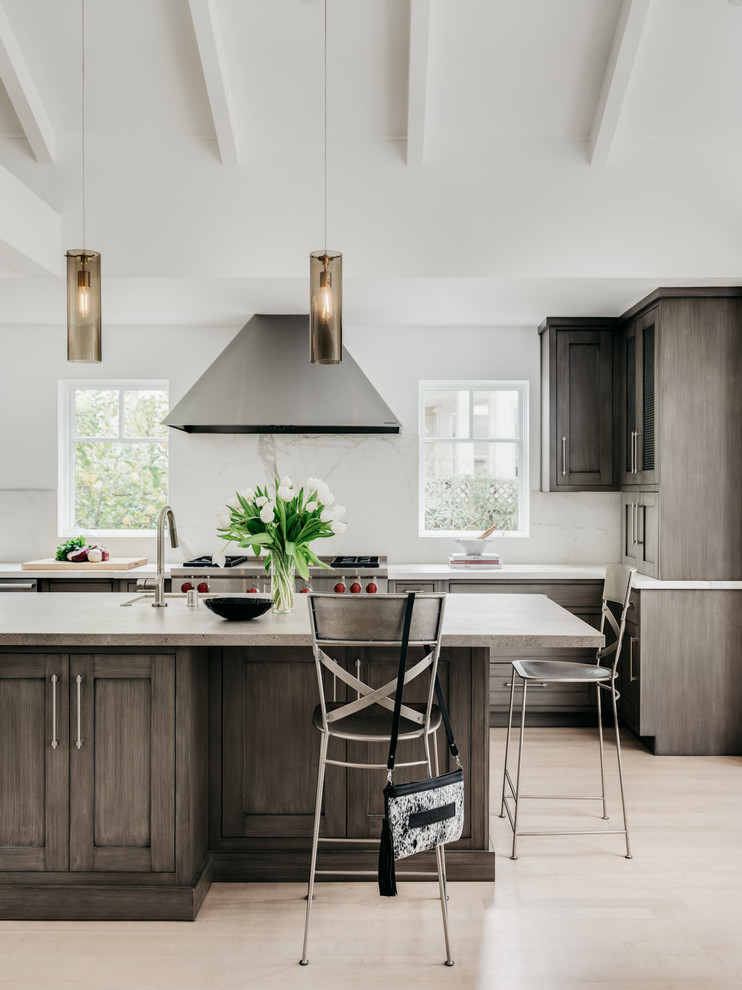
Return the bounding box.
[215,476,346,612]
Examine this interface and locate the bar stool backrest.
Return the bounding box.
[307,592,447,733]
[597,564,636,677]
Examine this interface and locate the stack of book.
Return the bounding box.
[448,552,502,567]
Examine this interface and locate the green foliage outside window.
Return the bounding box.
[423,475,519,533]
[72,388,168,531]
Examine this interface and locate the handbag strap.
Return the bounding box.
[386,593,462,778]
[386,592,416,774]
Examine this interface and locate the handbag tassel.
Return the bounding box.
[378,815,397,897]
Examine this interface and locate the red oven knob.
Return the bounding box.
[247,587,258,593]
[299,587,310,593]
[180,582,193,593]
[334,582,346,594]
[350,582,362,594]
[197,582,209,594]
[366,583,378,594]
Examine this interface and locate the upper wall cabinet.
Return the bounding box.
[622,308,659,487]
[539,319,620,492]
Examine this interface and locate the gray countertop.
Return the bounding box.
[1,560,739,590]
[0,592,603,650]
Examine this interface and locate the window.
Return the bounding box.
[420,381,528,536]
[59,381,169,535]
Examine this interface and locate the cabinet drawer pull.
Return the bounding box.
[75,674,84,749]
[631,502,638,547]
[635,505,644,547]
[504,680,549,688]
[51,674,59,749]
[629,637,639,682]
[561,436,567,477]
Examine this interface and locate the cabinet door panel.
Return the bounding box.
[221,647,346,838]
[555,330,614,487]
[0,656,69,871]
[69,655,175,873]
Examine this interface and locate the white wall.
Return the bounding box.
[0,322,619,565]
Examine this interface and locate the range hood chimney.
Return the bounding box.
[164,314,401,434]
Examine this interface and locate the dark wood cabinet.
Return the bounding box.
[0,655,69,872]
[0,647,209,920]
[539,319,620,491]
[616,598,641,737]
[620,290,742,579]
[68,654,175,873]
[622,308,659,487]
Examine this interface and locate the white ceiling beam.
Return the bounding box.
[187,0,240,166]
[0,162,61,275]
[406,0,431,166]
[0,1,55,163]
[589,0,652,166]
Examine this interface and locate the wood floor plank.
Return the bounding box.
[1,728,741,988]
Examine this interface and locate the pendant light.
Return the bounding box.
[310,0,342,365]
[66,0,101,363]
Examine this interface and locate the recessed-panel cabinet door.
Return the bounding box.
[221,647,346,839]
[69,654,175,873]
[0,656,69,871]
[554,329,616,488]
[623,309,659,487]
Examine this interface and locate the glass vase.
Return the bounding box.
[270,551,295,614]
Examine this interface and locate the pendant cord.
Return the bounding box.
[323,0,327,254]
[81,0,86,253]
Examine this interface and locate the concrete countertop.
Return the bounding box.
[389,563,742,590]
[0,592,603,650]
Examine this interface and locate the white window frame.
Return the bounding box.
[58,380,169,538]
[419,380,529,538]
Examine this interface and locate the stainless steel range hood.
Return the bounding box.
[164,314,400,434]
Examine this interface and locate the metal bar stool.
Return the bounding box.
[301,592,453,967]
[499,564,636,860]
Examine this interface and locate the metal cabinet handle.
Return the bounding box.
[635,503,644,547]
[630,431,637,475]
[51,674,59,749]
[629,637,639,682]
[561,436,567,477]
[75,674,84,749]
[504,680,549,688]
[631,502,637,547]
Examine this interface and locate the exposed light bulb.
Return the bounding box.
[319,269,332,322]
[77,267,90,317]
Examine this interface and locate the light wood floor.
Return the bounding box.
[2,727,742,990]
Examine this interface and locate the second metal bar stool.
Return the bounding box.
[499,564,636,860]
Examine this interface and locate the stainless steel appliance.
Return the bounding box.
[171,555,388,596]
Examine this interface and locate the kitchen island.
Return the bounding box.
[0,592,601,920]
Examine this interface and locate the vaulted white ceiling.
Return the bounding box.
[0,0,740,326]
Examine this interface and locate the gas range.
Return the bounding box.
[171,555,388,595]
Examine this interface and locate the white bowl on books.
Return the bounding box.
[456,538,495,556]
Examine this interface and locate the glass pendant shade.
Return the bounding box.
[309,250,342,364]
[66,250,101,362]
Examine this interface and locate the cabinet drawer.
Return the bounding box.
[393,581,436,593]
[449,582,602,610]
[490,669,594,710]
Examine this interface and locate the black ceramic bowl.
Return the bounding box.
[203,596,273,621]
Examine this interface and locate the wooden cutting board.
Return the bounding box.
[21,557,148,570]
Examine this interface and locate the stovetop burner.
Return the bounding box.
[181,555,249,568]
[330,555,380,568]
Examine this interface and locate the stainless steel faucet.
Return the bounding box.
[152,505,178,607]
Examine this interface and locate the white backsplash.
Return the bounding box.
[0,322,620,565]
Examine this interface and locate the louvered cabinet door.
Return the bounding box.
[623,308,659,487]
